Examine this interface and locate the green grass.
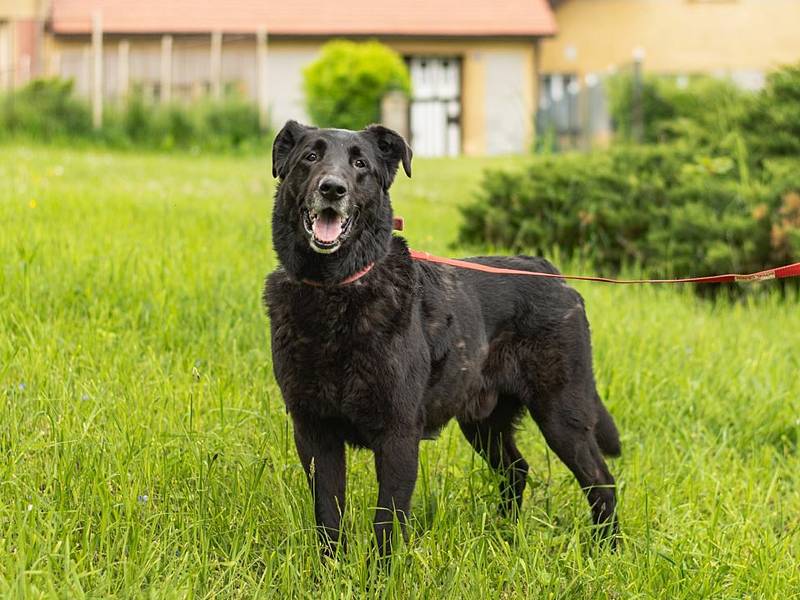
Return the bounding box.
[1,144,799,599]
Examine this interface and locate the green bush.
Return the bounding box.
[608,73,751,147]
[116,90,265,150]
[607,73,676,143]
[458,144,800,282]
[198,96,262,150]
[466,63,800,287]
[742,63,800,161]
[0,78,269,151]
[608,62,800,164]
[154,103,198,149]
[0,78,92,141]
[303,39,410,130]
[121,89,154,144]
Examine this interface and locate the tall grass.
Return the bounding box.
[1,145,798,598]
[0,79,270,152]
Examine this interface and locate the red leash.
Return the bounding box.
[394,217,800,285]
[409,250,800,285]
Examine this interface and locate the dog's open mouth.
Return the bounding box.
[302,207,354,253]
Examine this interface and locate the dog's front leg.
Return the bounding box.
[292,416,346,557]
[372,432,420,557]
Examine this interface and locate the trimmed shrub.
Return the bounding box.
[607,73,677,143]
[117,90,264,150]
[463,63,800,287]
[0,78,269,151]
[609,63,800,164]
[303,40,411,130]
[458,145,800,282]
[121,89,154,144]
[608,73,751,147]
[0,78,92,141]
[199,96,262,150]
[742,63,800,161]
[154,103,199,149]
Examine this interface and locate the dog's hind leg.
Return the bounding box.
[528,388,619,544]
[458,396,529,518]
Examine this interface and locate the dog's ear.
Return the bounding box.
[272,120,313,179]
[363,124,412,189]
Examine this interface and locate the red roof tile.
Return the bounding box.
[51,0,556,37]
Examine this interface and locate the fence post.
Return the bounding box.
[580,74,592,150]
[532,38,542,148]
[19,54,30,85]
[118,39,129,102]
[0,21,9,91]
[82,45,90,96]
[92,10,103,128]
[256,26,268,129]
[160,34,172,104]
[631,47,645,143]
[33,17,45,79]
[49,51,61,78]
[210,30,222,99]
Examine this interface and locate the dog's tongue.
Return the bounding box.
[313,212,344,243]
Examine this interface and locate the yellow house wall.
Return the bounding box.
[462,49,486,156]
[541,0,800,76]
[0,0,47,19]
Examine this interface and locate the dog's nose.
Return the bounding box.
[318,176,347,201]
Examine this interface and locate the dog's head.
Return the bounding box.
[270,121,412,281]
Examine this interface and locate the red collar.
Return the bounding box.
[301,262,374,287]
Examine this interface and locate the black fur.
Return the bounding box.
[263,121,621,557]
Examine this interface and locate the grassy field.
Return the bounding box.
[1,144,799,599]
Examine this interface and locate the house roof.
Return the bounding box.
[50,0,557,37]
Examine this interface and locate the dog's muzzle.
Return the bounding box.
[302,205,355,254]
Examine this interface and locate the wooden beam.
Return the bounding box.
[31,17,46,79]
[91,10,103,128]
[49,51,62,79]
[210,31,222,100]
[631,48,645,144]
[256,27,269,129]
[118,39,129,102]
[160,34,173,104]
[0,21,10,91]
[19,53,31,84]
[82,45,90,96]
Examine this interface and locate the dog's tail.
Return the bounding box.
[594,393,621,457]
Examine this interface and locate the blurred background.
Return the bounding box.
[2,0,799,155]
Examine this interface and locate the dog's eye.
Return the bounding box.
[305,152,317,162]
[353,159,367,169]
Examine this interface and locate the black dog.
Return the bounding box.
[264,121,621,557]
